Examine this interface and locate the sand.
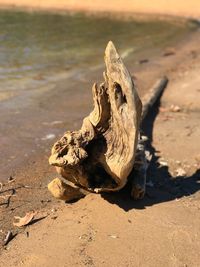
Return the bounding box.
[0,2,199,265]
[0,0,200,18]
[0,21,200,266]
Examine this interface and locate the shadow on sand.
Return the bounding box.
[101,95,200,211]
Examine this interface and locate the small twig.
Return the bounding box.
[3,231,17,246]
[3,231,13,246]
[8,178,16,184]
[0,189,15,208]
[0,188,16,195]
[0,185,44,195]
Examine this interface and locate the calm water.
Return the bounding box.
[0,10,195,100]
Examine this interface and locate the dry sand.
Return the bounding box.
[0,0,200,18]
[0,25,200,266]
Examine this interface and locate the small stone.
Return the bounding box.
[159,161,168,167]
[51,208,57,213]
[109,234,119,239]
[170,105,181,112]
[41,134,56,140]
[141,135,148,141]
[175,168,186,177]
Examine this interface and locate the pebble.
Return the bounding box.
[141,135,148,141]
[43,121,63,125]
[170,104,181,112]
[41,134,56,140]
[175,167,186,177]
[159,161,168,167]
[109,235,119,239]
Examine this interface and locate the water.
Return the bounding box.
[0,10,195,101]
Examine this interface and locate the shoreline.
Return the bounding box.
[0,5,193,24]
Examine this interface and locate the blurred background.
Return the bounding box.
[0,0,200,18]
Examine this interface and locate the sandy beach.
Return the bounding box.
[0,3,200,267]
[1,29,200,264]
[0,0,200,18]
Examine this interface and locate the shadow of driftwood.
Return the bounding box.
[28,216,48,226]
[102,95,200,211]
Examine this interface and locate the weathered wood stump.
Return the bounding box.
[48,41,168,201]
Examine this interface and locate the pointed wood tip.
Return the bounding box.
[105,41,115,52]
[105,41,120,63]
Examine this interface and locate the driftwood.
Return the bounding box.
[48,41,168,201]
[141,77,168,121]
[130,76,168,199]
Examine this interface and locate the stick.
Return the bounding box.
[141,76,168,122]
[131,76,168,199]
[3,231,13,246]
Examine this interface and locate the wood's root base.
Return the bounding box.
[48,178,86,202]
[130,135,151,200]
[131,184,145,200]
